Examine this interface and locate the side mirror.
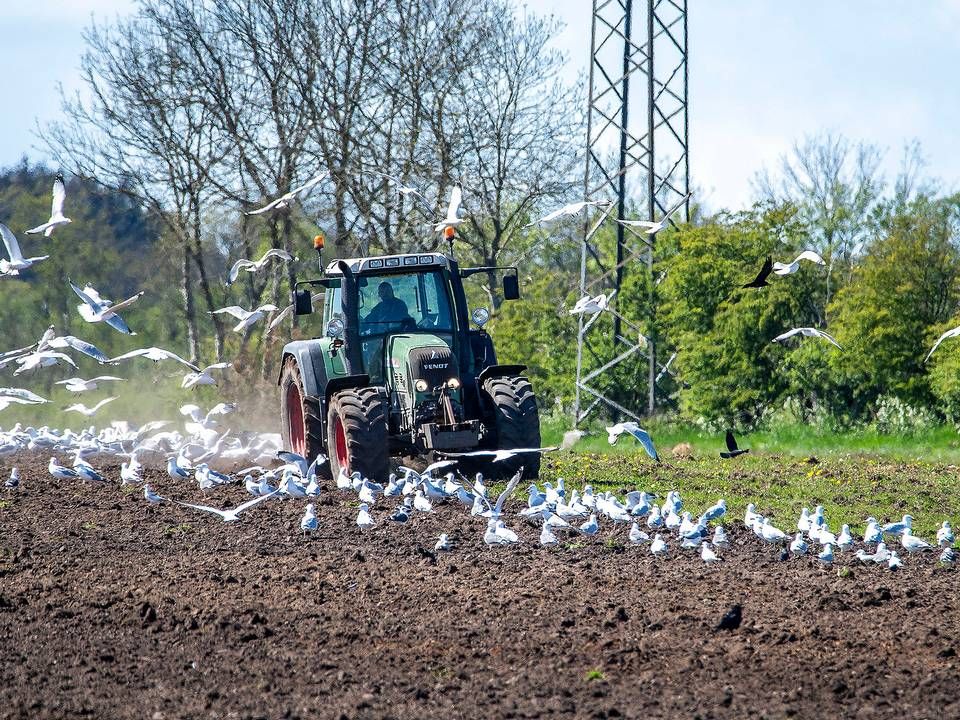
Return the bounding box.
[503,273,520,301]
[293,288,313,315]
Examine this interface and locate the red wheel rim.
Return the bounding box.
[333,416,349,471]
[286,383,305,456]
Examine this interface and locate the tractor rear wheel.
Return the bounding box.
[327,387,390,482]
[483,375,541,479]
[279,357,329,477]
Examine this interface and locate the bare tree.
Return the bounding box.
[43,12,233,361]
[753,132,884,313]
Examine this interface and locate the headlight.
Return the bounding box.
[446,378,461,389]
[326,318,344,339]
[415,379,429,392]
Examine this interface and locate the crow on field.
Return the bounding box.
[716,604,742,631]
[742,256,773,288]
[720,429,749,459]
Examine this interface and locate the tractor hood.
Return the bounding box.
[387,333,458,393]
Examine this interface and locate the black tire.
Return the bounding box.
[482,375,541,479]
[327,387,390,482]
[279,357,330,478]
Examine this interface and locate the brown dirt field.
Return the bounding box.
[0,455,958,720]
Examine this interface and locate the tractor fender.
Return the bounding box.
[477,364,527,384]
[278,340,329,397]
[325,374,371,403]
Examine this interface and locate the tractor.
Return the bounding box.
[278,243,540,481]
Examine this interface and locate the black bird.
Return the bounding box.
[720,429,749,459]
[716,604,742,631]
[742,256,773,288]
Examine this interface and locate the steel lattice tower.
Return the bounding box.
[573,0,689,425]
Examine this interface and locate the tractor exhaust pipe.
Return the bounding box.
[337,260,364,375]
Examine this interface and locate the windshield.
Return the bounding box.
[354,270,454,336]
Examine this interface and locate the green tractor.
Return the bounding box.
[278,249,540,481]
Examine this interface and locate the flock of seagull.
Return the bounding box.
[4,429,956,575]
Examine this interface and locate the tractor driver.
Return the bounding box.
[363,281,411,330]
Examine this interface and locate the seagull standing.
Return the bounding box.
[143,484,163,504]
[25,173,71,236]
[0,223,48,276]
[701,542,720,563]
[300,503,318,535]
[629,522,650,545]
[356,503,375,530]
[49,457,80,479]
[650,533,668,556]
[5,468,20,489]
[901,528,933,554]
[937,521,955,548]
[790,533,808,555]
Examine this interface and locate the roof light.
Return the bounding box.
[443,226,455,240]
[403,256,418,266]
[419,255,434,264]
[385,257,400,267]
[368,259,383,269]
[313,234,325,249]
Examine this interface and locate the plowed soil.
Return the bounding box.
[1,455,958,719]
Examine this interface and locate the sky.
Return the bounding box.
[2,0,959,211]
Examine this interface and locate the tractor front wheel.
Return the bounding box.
[483,375,541,479]
[327,387,390,482]
[279,357,329,477]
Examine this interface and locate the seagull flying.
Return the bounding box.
[226,249,295,285]
[55,376,124,393]
[605,422,659,462]
[64,397,116,417]
[772,250,825,276]
[772,327,843,350]
[13,351,76,375]
[108,347,200,372]
[569,293,610,316]
[244,172,328,216]
[210,304,279,333]
[616,193,690,234]
[924,325,960,363]
[25,173,71,236]
[434,186,464,232]
[525,200,610,228]
[70,281,143,335]
[181,362,232,389]
[172,489,280,522]
[0,223,48,276]
[440,448,556,464]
